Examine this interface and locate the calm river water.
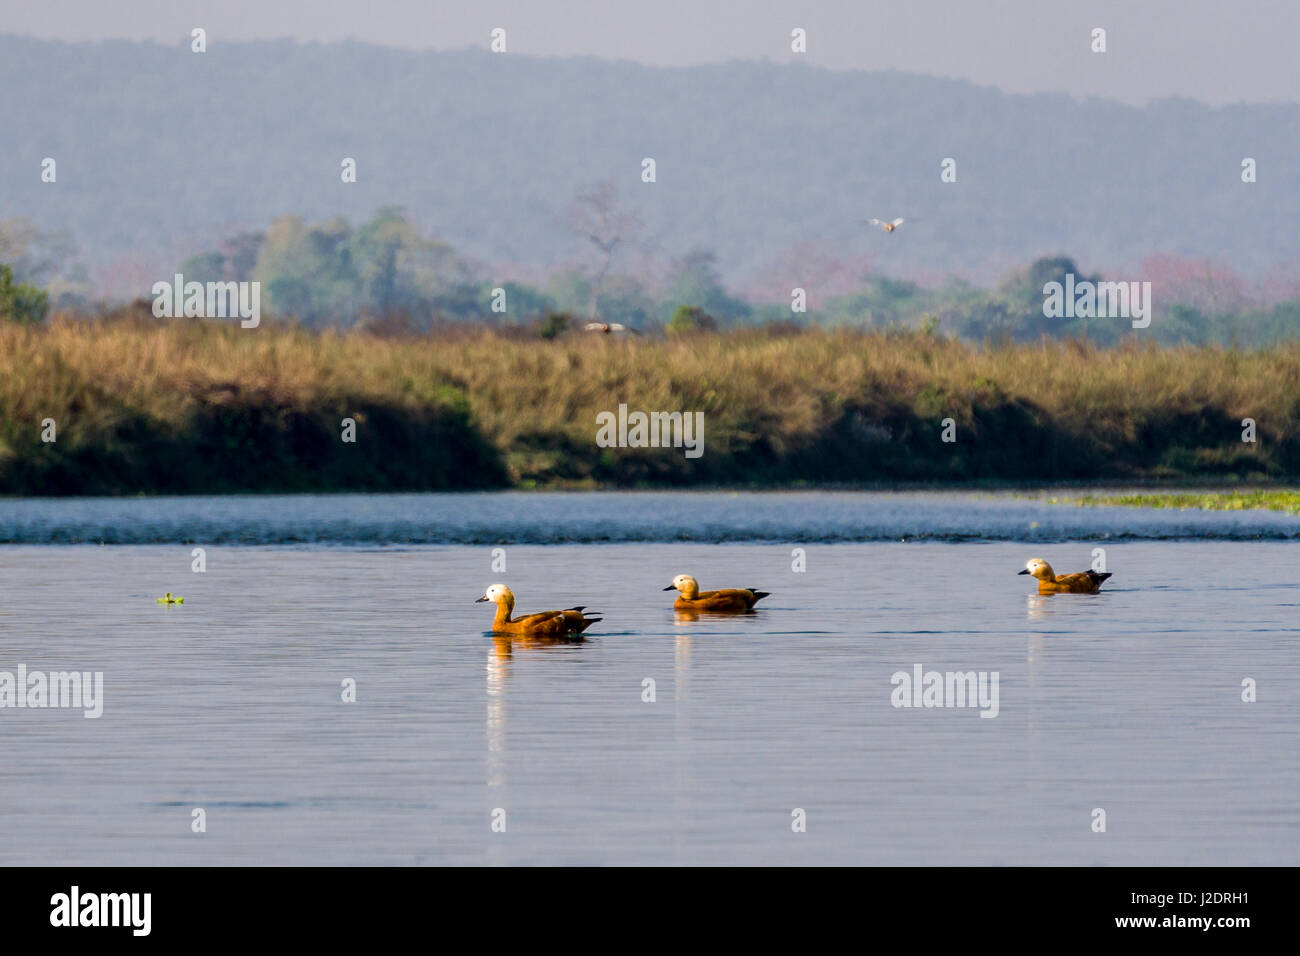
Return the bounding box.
[1,491,1296,864]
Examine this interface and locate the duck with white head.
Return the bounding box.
[1018,558,1112,594]
[476,584,602,637]
[662,574,770,612]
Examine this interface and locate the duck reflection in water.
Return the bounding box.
[487,631,588,663]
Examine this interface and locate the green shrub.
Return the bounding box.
[0,264,49,325]
[665,305,716,335]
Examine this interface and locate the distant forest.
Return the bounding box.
[3,204,1297,347]
[2,35,1299,298]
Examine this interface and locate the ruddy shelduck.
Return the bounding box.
[475,583,601,636]
[1018,558,1112,594]
[663,574,770,612]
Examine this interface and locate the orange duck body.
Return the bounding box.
[477,584,601,637]
[1019,559,1112,594]
[664,575,769,612]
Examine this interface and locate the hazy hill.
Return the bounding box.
[2,35,1297,296]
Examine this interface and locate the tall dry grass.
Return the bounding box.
[2,316,1296,493]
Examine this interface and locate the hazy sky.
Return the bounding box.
[7,0,1299,106]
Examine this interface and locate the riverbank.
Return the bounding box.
[1044,489,1300,516]
[2,318,1296,494]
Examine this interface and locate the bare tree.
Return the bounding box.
[568,181,643,318]
[0,217,77,286]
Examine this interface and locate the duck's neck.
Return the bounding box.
[493,599,514,627]
[679,585,698,599]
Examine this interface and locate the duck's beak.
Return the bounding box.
[662,584,676,591]
[474,595,489,602]
[1017,569,1030,575]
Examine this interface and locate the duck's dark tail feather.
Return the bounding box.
[749,590,772,601]
[1089,572,1113,583]
[565,605,586,612]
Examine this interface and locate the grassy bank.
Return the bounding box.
[2,317,1298,494]
[1045,490,1300,516]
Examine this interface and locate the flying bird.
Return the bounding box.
[866,217,905,233]
[584,322,639,334]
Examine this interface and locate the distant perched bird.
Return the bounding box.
[1018,558,1112,594]
[584,322,638,334]
[476,584,601,637]
[663,574,769,613]
[866,217,905,233]
[155,592,184,605]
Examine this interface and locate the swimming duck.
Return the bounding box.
[663,574,769,612]
[475,584,601,637]
[156,592,184,605]
[1018,559,1112,594]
